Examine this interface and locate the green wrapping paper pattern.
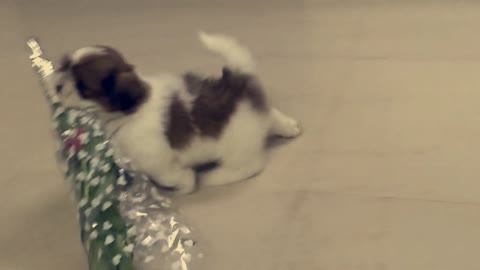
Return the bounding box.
[28,39,200,270]
[56,107,136,270]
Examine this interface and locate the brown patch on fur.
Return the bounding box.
[167,68,267,150]
[165,95,195,149]
[184,68,268,138]
[67,46,148,113]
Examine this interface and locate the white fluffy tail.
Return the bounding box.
[198,31,255,74]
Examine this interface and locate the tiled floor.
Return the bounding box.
[3,1,480,269]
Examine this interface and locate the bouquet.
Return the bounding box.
[27,39,202,270]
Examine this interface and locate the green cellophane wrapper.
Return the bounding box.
[27,39,203,270]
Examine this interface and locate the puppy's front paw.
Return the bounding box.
[156,169,197,196]
[172,184,196,195]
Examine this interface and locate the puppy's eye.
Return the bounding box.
[76,80,88,97]
[55,84,63,93]
[76,80,86,91]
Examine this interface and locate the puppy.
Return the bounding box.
[54,32,301,194]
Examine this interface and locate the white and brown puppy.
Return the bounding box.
[54,32,301,194]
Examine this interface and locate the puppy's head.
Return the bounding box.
[55,46,148,113]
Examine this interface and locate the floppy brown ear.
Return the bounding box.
[102,71,148,113]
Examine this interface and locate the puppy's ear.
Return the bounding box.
[102,71,147,113]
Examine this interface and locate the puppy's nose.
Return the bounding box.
[55,84,63,93]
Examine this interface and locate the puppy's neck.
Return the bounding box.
[125,79,151,113]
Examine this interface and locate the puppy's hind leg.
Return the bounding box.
[269,108,302,138]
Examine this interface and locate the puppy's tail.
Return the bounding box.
[198,31,255,74]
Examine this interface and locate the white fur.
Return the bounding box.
[70,46,107,64]
[198,31,255,74]
[112,74,197,192]
[55,32,301,194]
[112,77,272,192]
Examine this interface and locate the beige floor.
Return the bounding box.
[3,0,480,269]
